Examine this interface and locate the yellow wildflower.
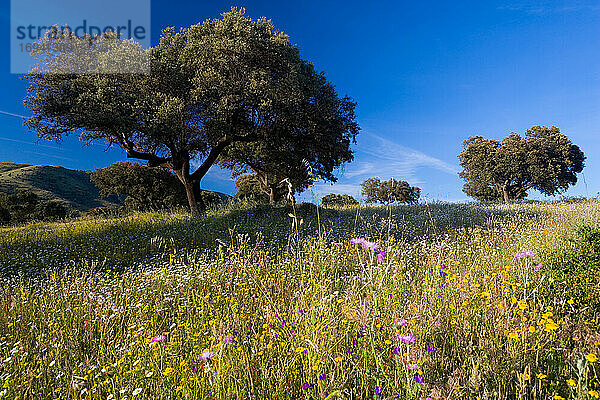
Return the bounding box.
[585,353,598,363]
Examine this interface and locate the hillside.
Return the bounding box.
[0,162,231,212]
[0,162,120,211]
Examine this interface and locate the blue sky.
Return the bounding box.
[0,0,598,202]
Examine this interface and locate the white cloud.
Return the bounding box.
[298,132,461,202]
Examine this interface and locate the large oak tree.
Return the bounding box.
[24,9,358,216]
[459,126,585,202]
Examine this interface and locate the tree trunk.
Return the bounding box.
[502,186,510,203]
[183,181,201,218]
[268,186,276,205]
[174,163,201,218]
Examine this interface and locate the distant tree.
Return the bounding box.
[234,174,289,204]
[0,190,69,223]
[24,9,358,217]
[321,193,359,206]
[361,178,420,205]
[91,161,187,211]
[459,126,585,202]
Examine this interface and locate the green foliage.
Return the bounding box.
[544,226,600,318]
[321,193,359,206]
[459,126,585,202]
[0,189,69,224]
[24,9,358,216]
[91,161,187,211]
[361,177,420,204]
[91,162,228,212]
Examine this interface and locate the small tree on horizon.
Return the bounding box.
[321,193,359,206]
[459,126,585,202]
[361,178,420,205]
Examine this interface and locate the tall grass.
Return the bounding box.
[0,201,599,399]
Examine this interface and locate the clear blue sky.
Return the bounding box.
[0,0,598,202]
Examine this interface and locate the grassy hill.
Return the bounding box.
[0,162,119,211]
[0,161,231,212]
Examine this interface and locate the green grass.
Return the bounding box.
[0,201,599,399]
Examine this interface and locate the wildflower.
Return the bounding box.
[566,378,576,387]
[521,373,530,380]
[407,363,418,370]
[133,388,142,396]
[506,331,519,340]
[163,367,173,376]
[319,373,328,380]
[515,250,535,258]
[377,251,386,263]
[554,396,565,400]
[374,386,383,396]
[585,353,598,363]
[199,349,215,360]
[301,382,313,390]
[223,334,234,345]
[399,334,416,344]
[534,263,542,271]
[589,390,599,399]
[152,335,166,343]
[426,343,435,352]
[518,300,527,310]
[334,355,343,362]
[414,374,424,383]
[350,238,379,251]
[393,318,408,327]
[392,347,400,355]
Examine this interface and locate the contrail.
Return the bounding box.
[0,110,28,119]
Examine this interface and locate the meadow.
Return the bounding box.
[0,201,599,399]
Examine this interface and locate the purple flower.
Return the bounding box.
[392,347,400,355]
[301,382,313,390]
[514,250,535,259]
[377,251,386,264]
[407,363,418,370]
[298,308,304,315]
[534,262,542,272]
[223,334,234,344]
[375,386,383,396]
[350,238,367,246]
[398,334,416,344]
[192,366,199,374]
[152,335,166,343]
[353,339,358,347]
[414,374,424,383]
[426,343,435,352]
[440,263,447,269]
[428,268,434,274]
[393,318,408,327]
[350,238,379,251]
[319,373,328,381]
[199,349,215,360]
